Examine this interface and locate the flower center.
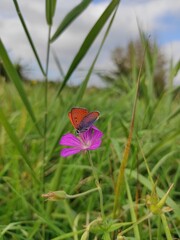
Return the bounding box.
[80,138,91,149]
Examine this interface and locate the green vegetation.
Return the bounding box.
[99,37,167,97]
[0,77,179,239]
[0,0,179,239]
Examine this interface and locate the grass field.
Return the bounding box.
[0,78,179,239]
[0,0,180,239]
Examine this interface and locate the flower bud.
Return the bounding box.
[41,191,67,201]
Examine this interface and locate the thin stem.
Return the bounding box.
[87,151,105,219]
[67,187,99,199]
[157,216,162,240]
[120,212,153,236]
[43,25,51,191]
[42,24,51,240]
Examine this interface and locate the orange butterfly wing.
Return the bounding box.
[68,107,89,129]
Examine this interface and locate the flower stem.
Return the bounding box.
[87,151,105,219]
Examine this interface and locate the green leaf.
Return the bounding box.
[52,50,65,78]
[0,222,24,236]
[102,233,111,240]
[56,0,120,94]
[145,129,180,159]
[0,108,39,184]
[46,0,57,25]
[106,222,132,232]
[0,39,42,136]
[166,106,180,122]
[73,6,118,102]
[125,169,180,219]
[12,0,45,76]
[173,60,180,77]
[51,0,92,42]
[4,179,63,235]
[125,176,140,240]
[90,220,132,234]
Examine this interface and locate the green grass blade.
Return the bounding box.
[173,60,180,77]
[166,105,180,122]
[4,179,63,235]
[12,0,45,76]
[0,40,42,136]
[0,108,39,184]
[74,6,118,102]
[0,221,25,236]
[56,0,120,95]
[151,151,178,176]
[51,230,84,240]
[52,50,65,78]
[46,0,57,25]
[145,130,180,159]
[125,169,180,219]
[102,232,111,240]
[161,213,173,240]
[51,0,92,42]
[113,40,146,218]
[125,175,141,240]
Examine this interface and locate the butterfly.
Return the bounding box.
[68,107,100,134]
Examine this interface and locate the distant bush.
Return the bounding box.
[0,61,27,82]
[100,37,166,97]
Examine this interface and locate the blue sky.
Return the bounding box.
[1,0,180,85]
[157,14,180,44]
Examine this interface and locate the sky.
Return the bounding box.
[1,0,180,86]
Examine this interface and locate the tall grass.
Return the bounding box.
[0,1,180,239]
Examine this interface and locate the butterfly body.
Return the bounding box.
[68,107,100,133]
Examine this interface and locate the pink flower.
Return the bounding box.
[59,126,103,157]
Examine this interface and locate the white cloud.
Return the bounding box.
[162,41,180,64]
[0,0,180,85]
[162,41,180,86]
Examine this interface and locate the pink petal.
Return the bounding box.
[80,126,103,142]
[94,130,103,139]
[89,139,102,150]
[89,127,103,139]
[79,129,90,143]
[92,126,103,135]
[90,129,103,141]
[60,148,81,157]
[59,133,81,147]
[89,128,103,149]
